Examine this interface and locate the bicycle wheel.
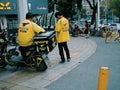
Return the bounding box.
[105,31,112,43]
[105,36,112,43]
[117,37,120,43]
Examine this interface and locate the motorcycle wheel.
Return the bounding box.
[117,37,120,43]
[36,57,48,71]
[0,57,7,68]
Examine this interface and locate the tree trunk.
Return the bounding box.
[91,9,96,25]
[91,6,97,29]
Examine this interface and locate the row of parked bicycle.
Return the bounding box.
[69,22,120,44]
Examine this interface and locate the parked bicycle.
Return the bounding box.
[105,29,120,43]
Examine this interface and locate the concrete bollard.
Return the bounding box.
[97,67,110,90]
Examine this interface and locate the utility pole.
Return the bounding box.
[97,0,100,30]
[54,0,57,25]
[17,0,28,23]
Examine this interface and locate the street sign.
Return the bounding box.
[28,0,48,14]
[0,0,17,15]
[0,0,48,15]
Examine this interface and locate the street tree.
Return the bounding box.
[56,0,83,20]
[108,0,120,22]
[77,0,82,10]
[86,0,97,25]
[57,0,74,19]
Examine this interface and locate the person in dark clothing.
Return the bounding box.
[72,25,80,37]
[84,20,90,38]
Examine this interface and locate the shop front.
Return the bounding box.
[0,0,48,36]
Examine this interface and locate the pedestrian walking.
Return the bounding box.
[84,20,90,38]
[17,12,45,62]
[54,12,71,63]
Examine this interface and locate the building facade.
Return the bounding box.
[0,0,48,36]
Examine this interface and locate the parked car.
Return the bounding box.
[110,23,120,31]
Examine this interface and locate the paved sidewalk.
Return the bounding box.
[0,36,97,90]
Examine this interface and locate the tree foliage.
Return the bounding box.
[108,0,120,18]
[77,0,82,10]
[48,0,55,13]
[48,0,83,19]
[57,0,74,18]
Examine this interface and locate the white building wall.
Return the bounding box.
[17,0,28,23]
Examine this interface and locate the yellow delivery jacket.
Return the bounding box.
[17,20,45,47]
[55,17,70,43]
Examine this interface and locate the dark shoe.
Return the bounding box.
[59,60,65,64]
[67,58,71,62]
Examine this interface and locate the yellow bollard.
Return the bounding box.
[97,67,110,90]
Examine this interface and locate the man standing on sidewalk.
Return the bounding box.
[54,12,71,63]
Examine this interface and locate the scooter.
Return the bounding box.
[0,31,57,71]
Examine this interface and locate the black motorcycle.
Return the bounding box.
[0,31,57,71]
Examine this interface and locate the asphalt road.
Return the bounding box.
[0,36,96,90]
[0,37,120,90]
[46,37,120,90]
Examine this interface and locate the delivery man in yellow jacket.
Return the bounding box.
[55,12,71,63]
[17,12,45,61]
